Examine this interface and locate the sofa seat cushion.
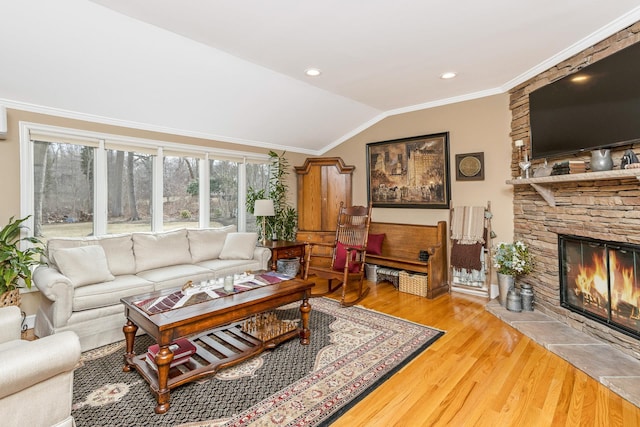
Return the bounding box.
[73,275,154,312]
[136,264,213,291]
[133,229,192,273]
[196,259,262,277]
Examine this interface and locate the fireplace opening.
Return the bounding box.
[559,234,640,339]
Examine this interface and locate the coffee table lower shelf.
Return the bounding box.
[130,319,301,395]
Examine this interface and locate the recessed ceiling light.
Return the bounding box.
[305,68,322,77]
[440,72,457,79]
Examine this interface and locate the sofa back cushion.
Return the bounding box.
[219,232,259,260]
[97,234,136,275]
[133,229,192,272]
[53,245,115,288]
[188,225,236,263]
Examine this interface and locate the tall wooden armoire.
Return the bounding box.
[295,157,355,251]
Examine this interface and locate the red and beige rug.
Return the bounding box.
[72,298,443,426]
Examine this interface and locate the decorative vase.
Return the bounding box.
[590,149,613,171]
[497,273,515,307]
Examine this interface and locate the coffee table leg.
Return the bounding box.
[122,320,138,372]
[154,346,174,414]
[299,296,311,345]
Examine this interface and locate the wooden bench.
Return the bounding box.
[365,221,449,298]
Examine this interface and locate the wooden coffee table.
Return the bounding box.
[121,275,313,414]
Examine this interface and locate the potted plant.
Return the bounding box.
[0,216,44,307]
[247,150,298,242]
[493,241,533,307]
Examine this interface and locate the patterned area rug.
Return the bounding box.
[72,298,443,426]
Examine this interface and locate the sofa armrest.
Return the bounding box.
[253,247,272,271]
[33,265,74,328]
[0,306,22,344]
[0,330,80,399]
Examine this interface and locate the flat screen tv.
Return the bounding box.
[529,42,640,160]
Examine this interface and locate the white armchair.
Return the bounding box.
[0,306,81,427]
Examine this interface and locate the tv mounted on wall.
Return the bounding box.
[529,41,640,161]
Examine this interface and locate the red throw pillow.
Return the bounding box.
[333,241,361,273]
[366,233,385,255]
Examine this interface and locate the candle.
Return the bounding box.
[515,139,524,147]
[224,276,234,292]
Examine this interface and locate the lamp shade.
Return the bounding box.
[254,199,275,217]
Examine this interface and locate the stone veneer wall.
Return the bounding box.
[508,21,640,361]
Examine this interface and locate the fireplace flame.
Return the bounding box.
[574,251,640,315]
[609,252,640,313]
[574,252,608,302]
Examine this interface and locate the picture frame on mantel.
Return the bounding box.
[366,132,451,209]
[455,152,485,181]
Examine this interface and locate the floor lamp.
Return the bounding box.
[254,199,275,244]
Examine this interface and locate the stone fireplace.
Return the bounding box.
[508,22,640,361]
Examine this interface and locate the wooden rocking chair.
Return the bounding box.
[303,202,372,306]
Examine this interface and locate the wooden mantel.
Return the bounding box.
[506,169,640,206]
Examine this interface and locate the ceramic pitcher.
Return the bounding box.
[590,149,613,171]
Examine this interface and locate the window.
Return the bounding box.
[21,123,270,240]
[209,159,238,228]
[163,155,199,231]
[107,149,152,233]
[245,162,270,233]
[33,141,94,240]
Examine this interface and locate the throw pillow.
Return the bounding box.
[53,245,115,288]
[219,233,259,260]
[188,225,236,262]
[333,241,361,273]
[366,233,385,255]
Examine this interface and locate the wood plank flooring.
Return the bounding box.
[322,280,640,427]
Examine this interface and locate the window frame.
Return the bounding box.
[19,121,269,237]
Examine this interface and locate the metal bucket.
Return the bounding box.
[506,288,522,312]
[521,283,534,311]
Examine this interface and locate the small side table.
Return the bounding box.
[259,240,306,273]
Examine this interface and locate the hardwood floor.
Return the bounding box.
[323,280,640,427]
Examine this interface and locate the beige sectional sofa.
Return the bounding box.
[33,226,271,351]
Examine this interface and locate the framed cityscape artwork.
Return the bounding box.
[366,132,451,209]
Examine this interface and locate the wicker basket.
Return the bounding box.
[399,271,428,297]
[0,289,21,307]
[377,267,400,288]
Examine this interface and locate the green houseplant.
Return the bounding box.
[0,216,44,307]
[493,241,534,277]
[493,240,533,306]
[247,150,298,241]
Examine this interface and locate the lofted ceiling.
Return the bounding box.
[2,1,640,154]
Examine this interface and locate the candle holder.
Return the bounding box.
[515,140,531,179]
[519,153,531,179]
